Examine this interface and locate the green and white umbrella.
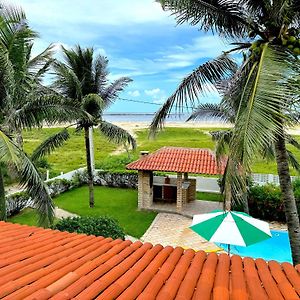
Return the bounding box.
[190,210,272,251]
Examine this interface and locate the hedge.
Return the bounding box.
[52,216,125,240]
[243,180,300,222]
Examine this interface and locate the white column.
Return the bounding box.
[89,126,95,175]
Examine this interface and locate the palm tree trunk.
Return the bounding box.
[0,166,7,221]
[274,133,300,265]
[84,127,95,208]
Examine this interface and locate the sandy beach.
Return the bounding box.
[112,121,232,135]
[109,121,300,136]
[45,120,300,136]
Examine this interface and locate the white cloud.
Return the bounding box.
[108,34,230,79]
[15,0,172,27]
[145,88,161,96]
[128,90,141,97]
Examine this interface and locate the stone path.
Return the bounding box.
[140,212,288,253]
[150,200,223,217]
[54,207,78,219]
[141,213,223,252]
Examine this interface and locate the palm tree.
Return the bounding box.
[0,3,90,226]
[152,0,300,265]
[32,46,136,208]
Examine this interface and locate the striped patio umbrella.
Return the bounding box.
[190,210,272,253]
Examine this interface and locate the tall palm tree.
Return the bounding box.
[0,3,90,226]
[152,0,300,265]
[32,46,136,208]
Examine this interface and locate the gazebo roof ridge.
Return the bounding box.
[127,146,226,175]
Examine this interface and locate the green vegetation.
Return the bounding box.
[23,128,117,177]
[54,186,156,238]
[52,216,126,240]
[23,127,300,176]
[196,192,222,202]
[9,208,40,226]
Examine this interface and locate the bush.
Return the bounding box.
[95,154,134,172]
[245,182,300,222]
[52,216,125,239]
[6,191,32,217]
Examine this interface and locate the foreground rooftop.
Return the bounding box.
[0,222,299,299]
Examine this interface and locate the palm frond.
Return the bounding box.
[99,121,136,149]
[150,53,237,135]
[52,60,82,100]
[229,45,298,170]
[101,77,132,108]
[211,130,232,161]
[31,129,70,161]
[94,55,109,93]
[0,129,54,226]
[0,46,14,109]
[220,157,248,207]
[287,149,300,173]
[28,43,55,81]
[159,0,249,38]
[286,134,300,150]
[7,94,91,130]
[187,103,232,122]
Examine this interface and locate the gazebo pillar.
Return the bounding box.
[176,172,183,211]
[138,170,153,210]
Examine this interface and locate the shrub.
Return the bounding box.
[52,216,125,239]
[245,182,300,222]
[6,191,32,217]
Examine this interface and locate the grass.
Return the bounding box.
[54,186,157,238]
[196,191,222,202]
[22,127,300,175]
[8,208,40,226]
[23,128,117,177]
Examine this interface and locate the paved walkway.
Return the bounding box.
[149,200,223,217]
[54,207,78,219]
[141,213,223,252]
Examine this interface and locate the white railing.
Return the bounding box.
[251,173,298,186]
[45,168,299,193]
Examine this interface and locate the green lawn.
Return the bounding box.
[23,128,117,177]
[54,186,156,238]
[196,191,222,202]
[8,208,39,226]
[8,186,157,238]
[22,127,300,175]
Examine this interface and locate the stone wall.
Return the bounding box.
[95,171,138,189]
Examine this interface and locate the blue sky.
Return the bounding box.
[14,0,229,113]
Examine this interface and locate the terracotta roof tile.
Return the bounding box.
[126,147,226,175]
[0,222,299,299]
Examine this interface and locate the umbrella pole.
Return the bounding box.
[228,244,230,255]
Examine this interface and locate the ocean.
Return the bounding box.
[103,113,191,123]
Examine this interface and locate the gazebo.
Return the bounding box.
[127,147,225,212]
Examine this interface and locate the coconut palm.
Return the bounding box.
[0,3,90,226]
[152,0,300,265]
[32,46,136,208]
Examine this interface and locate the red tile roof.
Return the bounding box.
[127,147,225,175]
[0,222,299,299]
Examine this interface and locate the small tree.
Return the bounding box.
[33,46,136,208]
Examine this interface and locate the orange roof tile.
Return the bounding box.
[126,147,225,175]
[0,221,299,299]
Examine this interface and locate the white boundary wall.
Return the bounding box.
[46,168,299,194]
